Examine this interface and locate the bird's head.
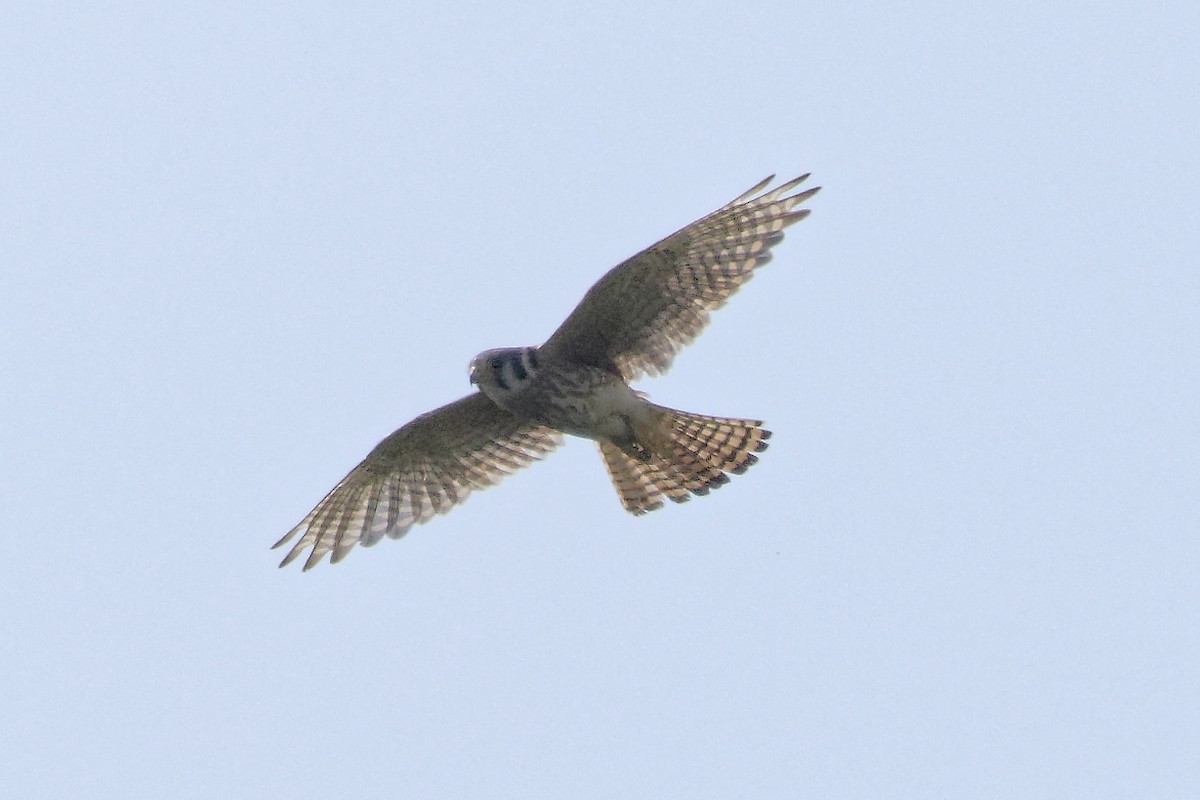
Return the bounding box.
[469,346,540,405]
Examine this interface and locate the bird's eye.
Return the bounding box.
[489,356,503,370]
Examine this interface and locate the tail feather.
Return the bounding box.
[597,406,771,515]
[598,442,685,514]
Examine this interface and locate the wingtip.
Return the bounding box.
[302,551,324,571]
[736,173,820,207]
[725,175,777,208]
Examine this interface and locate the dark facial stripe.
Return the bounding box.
[511,354,527,382]
[494,366,509,391]
[526,348,539,370]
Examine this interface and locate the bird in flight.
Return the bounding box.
[274,174,819,569]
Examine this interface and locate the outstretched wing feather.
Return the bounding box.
[274,392,562,569]
[541,175,819,380]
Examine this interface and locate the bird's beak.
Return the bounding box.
[468,364,479,385]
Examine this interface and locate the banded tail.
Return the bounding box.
[597,405,771,515]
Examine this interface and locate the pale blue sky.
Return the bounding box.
[3,2,1198,797]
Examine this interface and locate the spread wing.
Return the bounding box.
[273,392,562,570]
[540,174,819,381]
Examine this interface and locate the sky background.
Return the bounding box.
[3,2,1198,797]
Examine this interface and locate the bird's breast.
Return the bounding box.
[508,364,642,442]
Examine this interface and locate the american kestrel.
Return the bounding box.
[275,174,819,569]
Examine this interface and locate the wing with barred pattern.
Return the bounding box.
[540,175,819,381]
[274,392,562,570]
